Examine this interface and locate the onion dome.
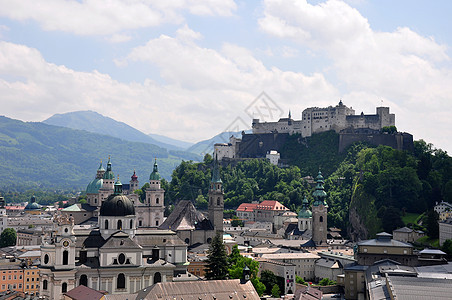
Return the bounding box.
[312,171,328,207]
[298,196,312,218]
[131,170,138,181]
[103,156,115,180]
[25,195,41,210]
[149,159,161,181]
[97,161,105,172]
[100,178,135,216]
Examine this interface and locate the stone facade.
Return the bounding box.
[252,101,394,137]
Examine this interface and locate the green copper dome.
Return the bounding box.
[312,171,328,206]
[25,195,41,210]
[103,157,115,180]
[298,196,312,218]
[149,159,161,181]
[86,178,103,194]
[97,161,105,171]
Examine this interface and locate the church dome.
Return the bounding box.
[25,196,41,210]
[103,157,115,180]
[298,197,312,218]
[149,159,161,181]
[100,179,135,216]
[100,194,135,216]
[86,178,103,194]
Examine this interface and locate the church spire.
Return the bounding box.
[211,154,222,183]
[149,158,161,181]
[312,170,327,206]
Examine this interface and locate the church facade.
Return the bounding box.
[40,168,188,299]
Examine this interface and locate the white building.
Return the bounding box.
[266,150,280,166]
[260,252,320,280]
[435,201,452,215]
[0,197,7,234]
[439,218,452,246]
[257,258,296,294]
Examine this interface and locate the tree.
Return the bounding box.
[0,228,16,247]
[205,233,229,280]
[228,250,265,296]
[296,275,307,285]
[426,210,439,239]
[195,195,208,210]
[319,278,336,286]
[271,284,281,298]
[261,270,285,296]
[442,239,452,256]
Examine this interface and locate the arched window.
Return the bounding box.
[130,219,133,228]
[117,273,125,289]
[156,197,159,204]
[79,274,88,287]
[44,254,49,264]
[63,250,69,265]
[156,220,159,226]
[207,238,212,243]
[319,216,323,222]
[62,282,67,293]
[105,220,109,230]
[43,280,48,290]
[154,272,161,284]
[117,220,122,230]
[217,197,220,205]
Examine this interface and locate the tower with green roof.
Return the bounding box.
[140,159,164,227]
[312,171,328,246]
[298,196,312,231]
[86,160,105,207]
[208,154,224,235]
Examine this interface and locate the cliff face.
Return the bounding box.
[348,183,382,241]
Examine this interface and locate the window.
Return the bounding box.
[139,220,142,227]
[118,253,126,265]
[156,198,159,204]
[44,254,49,264]
[319,216,323,222]
[154,272,161,284]
[79,274,88,287]
[117,220,122,230]
[63,250,69,265]
[62,282,67,293]
[105,220,109,230]
[130,220,133,228]
[117,274,125,289]
[217,197,220,205]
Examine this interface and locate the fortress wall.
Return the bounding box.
[237,133,290,158]
[338,132,413,153]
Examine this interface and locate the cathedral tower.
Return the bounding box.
[298,196,312,231]
[208,155,224,235]
[141,159,165,227]
[312,171,328,246]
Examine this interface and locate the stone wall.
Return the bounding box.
[338,132,413,153]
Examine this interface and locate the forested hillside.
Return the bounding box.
[0,116,200,190]
[163,132,452,240]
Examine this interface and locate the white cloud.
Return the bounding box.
[0,30,338,142]
[259,0,452,151]
[0,0,237,36]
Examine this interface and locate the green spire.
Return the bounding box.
[149,159,161,181]
[103,156,115,180]
[312,170,328,206]
[211,154,222,183]
[97,160,105,171]
[298,196,312,218]
[114,176,122,195]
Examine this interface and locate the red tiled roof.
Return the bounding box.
[256,200,288,211]
[237,203,258,212]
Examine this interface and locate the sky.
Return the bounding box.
[0,0,452,152]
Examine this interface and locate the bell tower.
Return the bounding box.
[144,159,165,227]
[208,155,224,235]
[312,171,328,246]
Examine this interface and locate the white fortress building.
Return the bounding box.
[252,101,395,136]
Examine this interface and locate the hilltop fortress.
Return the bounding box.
[252,100,394,136]
[215,101,412,161]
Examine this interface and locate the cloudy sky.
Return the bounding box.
[0,0,451,152]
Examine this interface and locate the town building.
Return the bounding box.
[392,227,424,243]
[355,232,417,266]
[0,197,7,234]
[265,150,280,166]
[256,258,296,294]
[260,252,320,281]
[39,178,188,299]
[439,218,452,246]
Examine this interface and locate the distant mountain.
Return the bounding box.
[148,133,193,150]
[0,116,199,189]
[43,111,185,151]
[187,131,245,156]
